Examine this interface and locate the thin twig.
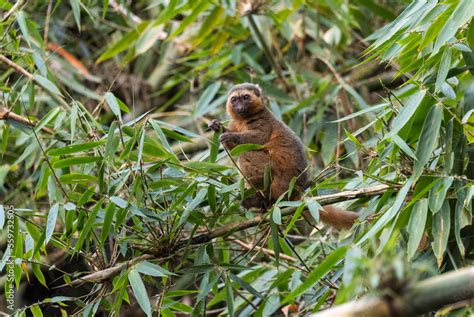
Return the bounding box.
[230,237,297,262]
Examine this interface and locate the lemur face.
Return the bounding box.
[226,84,264,118]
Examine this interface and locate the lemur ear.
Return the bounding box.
[253,84,262,97]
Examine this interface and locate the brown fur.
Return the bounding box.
[212,83,358,228]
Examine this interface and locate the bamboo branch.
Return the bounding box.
[0,107,54,134]
[230,237,297,262]
[69,254,154,286]
[0,54,70,109]
[311,266,474,317]
[70,184,393,285]
[0,54,33,79]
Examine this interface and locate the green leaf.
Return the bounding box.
[407,198,428,260]
[225,275,234,317]
[180,188,207,225]
[285,203,306,234]
[392,134,417,161]
[229,143,265,156]
[272,207,282,225]
[70,0,81,31]
[154,0,180,25]
[428,177,453,214]
[34,75,63,96]
[263,163,272,192]
[154,120,200,138]
[47,141,104,156]
[467,19,474,50]
[52,156,101,168]
[59,173,98,184]
[432,200,450,267]
[16,11,31,45]
[150,120,176,159]
[32,262,47,288]
[135,261,172,277]
[35,107,61,134]
[384,89,426,140]
[110,196,128,208]
[45,203,59,245]
[74,202,101,252]
[282,247,347,304]
[2,124,9,158]
[136,25,166,55]
[128,270,152,317]
[105,122,120,159]
[30,305,43,317]
[169,0,210,39]
[229,273,264,299]
[413,104,443,180]
[105,92,122,120]
[100,204,115,244]
[332,103,387,123]
[306,199,321,223]
[433,0,474,54]
[185,161,229,173]
[270,221,280,265]
[96,22,148,63]
[435,48,452,93]
[0,205,4,229]
[357,177,414,246]
[194,82,221,117]
[354,0,396,20]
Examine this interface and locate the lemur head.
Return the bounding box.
[226,83,265,118]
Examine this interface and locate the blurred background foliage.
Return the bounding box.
[0,0,473,316]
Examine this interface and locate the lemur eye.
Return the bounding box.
[243,94,250,100]
[231,96,237,103]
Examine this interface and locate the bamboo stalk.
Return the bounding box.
[311,266,474,317]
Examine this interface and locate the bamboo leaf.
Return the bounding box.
[135,261,172,277]
[169,0,210,39]
[96,23,148,63]
[433,0,474,54]
[128,270,152,317]
[282,247,347,304]
[52,156,101,168]
[45,203,59,245]
[432,200,450,267]
[272,207,282,225]
[384,89,426,140]
[229,273,264,299]
[74,202,101,252]
[428,177,453,214]
[194,82,221,117]
[230,143,265,156]
[407,198,428,260]
[47,141,104,156]
[70,0,81,31]
[225,274,234,317]
[413,104,443,180]
[34,75,63,97]
[435,48,452,93]
[105,92,122,120]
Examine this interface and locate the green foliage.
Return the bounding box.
[0,0,473,316]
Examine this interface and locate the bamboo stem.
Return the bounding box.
[311,266,474,317]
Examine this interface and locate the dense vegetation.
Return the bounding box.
[0,0,473,316]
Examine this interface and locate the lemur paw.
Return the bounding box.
[220,132,238,148]
[208,119,222,132]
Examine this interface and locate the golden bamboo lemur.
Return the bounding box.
[209,83,359,229]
